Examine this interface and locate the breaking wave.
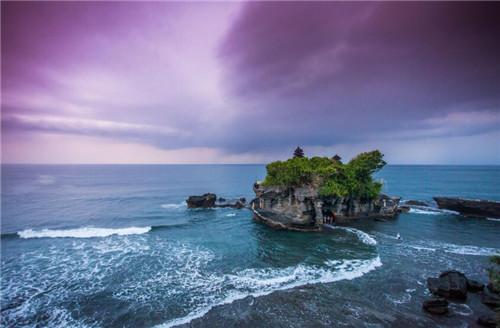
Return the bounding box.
[408,207,459,216]
[17,226,152,239]
[158,256,382,328]
[161,202,186,209]
[329,226,377,246]
[404,240,499,256]
[438,242,500,256]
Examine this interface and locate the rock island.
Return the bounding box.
[251,148,400,231]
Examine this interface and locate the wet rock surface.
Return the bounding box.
[404,200,429,207]
[467,279,485,293]
[251,182,400,231]
[187,193,216,208]
[187,193,247,209]
[433,197,500,218]
[427,270,468,300]
[477,314,497,327]
[422,298,449,314]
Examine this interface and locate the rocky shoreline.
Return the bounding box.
[423,270,499,327]
[434,197,500,219]
[249,181,401,231]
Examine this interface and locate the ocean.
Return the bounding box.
[1,164,499,327]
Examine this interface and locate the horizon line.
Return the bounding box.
[1,163,500,166]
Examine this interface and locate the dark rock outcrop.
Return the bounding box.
[433,197,500,218]
[404,200,429,207]
[187,193,216,208]
[481,290,500,309]
[427,270,468,300]
[216,198,246,209]
[488,282,500,294]
[187,194,246,209]
[467,279,485,293]
[397,205,411,213]
[251,182,400,231]
[422,298,449,315]
[477,314,497,328]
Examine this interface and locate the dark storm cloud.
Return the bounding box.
[218,2,500,152]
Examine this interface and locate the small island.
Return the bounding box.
[251,148,400,231]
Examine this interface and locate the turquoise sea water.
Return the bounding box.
[1,165,499,327]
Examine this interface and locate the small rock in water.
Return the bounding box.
[186,193,216,208]
[422,298,449,315]
[427,270,468,300]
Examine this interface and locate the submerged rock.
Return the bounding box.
[422,298,449,315]
[427,270,468,300]
[433,197,500,219]
[251,182,400,231]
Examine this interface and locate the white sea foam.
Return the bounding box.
[440,243,499,256]
[161,202,186,209]
[409,207,459,216]
[449,303,473,316]
[5,229,382,328]
[487,217,500,222]
[407,245,437,252]
[157,256,382,328]
[226,213,236,217]
[407,240,499,256]
[409,208,442,215]
[330,227,377,246]
[17,226,151,239]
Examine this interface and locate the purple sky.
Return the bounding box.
[2,1,499,164]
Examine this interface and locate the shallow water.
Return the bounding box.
[1,165,499,327]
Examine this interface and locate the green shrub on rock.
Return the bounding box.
[262,150,386,199]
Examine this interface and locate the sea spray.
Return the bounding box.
[18,226,151,239]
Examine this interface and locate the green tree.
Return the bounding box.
[262,150,386,199]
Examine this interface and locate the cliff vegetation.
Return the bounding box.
[262,150,386,199]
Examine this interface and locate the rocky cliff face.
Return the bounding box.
[251,182,400,231]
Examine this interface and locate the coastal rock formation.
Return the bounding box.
[251,182,400,231]
[467,279,485,292]
[427,270,468,300]
[433,197,500,218]
[477,314,497,328]
[422,298,449,315]
[481,290,500,309]
[187,193,246,209]
[187,193,216,208]
[403,200,429,207]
